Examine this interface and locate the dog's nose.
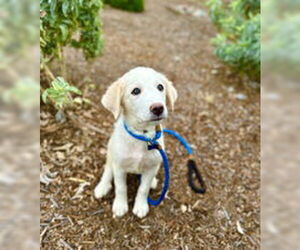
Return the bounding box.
[150,103,164,116]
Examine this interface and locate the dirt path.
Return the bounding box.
[41,0,260,248]
[262,80,300,250]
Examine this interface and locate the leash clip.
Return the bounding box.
[147,141,161,151]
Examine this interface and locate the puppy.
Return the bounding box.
[94,67,177,218]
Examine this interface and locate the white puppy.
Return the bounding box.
[94,67,177,218]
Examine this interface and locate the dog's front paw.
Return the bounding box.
[133,200,149,218]
[94,182,112,199]
[112,198,128,217]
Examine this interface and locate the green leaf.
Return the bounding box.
[57,77,69,87]
[50,0,57,16]
[42,90,49,104]
[67,86,82,95]
[73,97,83,104]
[62,1,69,16]
[59,24,68,40]
[82,97,92,104]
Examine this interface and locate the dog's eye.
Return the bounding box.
[131,88,141,95]
[157,84,164,91]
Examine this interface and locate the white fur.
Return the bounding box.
[94,67,177,218]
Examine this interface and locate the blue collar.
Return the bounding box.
[123,122,162,146]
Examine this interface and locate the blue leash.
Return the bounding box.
[124,123,206,206]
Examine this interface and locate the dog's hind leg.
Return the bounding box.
[150,165,160,189]
[94,164,113,199]
[151,177,158,189]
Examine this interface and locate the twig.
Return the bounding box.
[84,122,106,135]
[43,64,55,81]
[68,177,87,183]
[67,216,74,226]
[49,197,60,208]
[71,181,90,200]
[40,225,50,243]
[89,209,104,216]
[58,239,74,250]
[67,112,106,135]
[40,216,56,243]
[83,99,102,111]
[60,47,67,79]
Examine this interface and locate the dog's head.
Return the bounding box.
[101,67,177,125]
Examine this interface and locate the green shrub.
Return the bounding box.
[0,0,39,109]
[40,0,104,60]
[104,0,144,12]
[207,0,260,81]
[0,0,39,65]
[262,0,300,79]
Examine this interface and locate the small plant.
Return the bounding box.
[104,0,144,12]
[42,77,82,110]
[207,0,260,81]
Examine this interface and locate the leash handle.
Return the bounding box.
[163,129,206,194]
[187,159,206,194]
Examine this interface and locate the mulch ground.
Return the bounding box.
[261,78,300,250]
[40,0,260,249]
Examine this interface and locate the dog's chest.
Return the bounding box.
[121,143,162,174]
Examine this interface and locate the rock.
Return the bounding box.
[235,93,247,100]
[181,204,187,213]
[211,69,218,75]
[167,5,207,18]
[100,148,107,155]
[227,86,234,92]
[174,55,181,62]
[55,110,66,123]
[204,94,215,104]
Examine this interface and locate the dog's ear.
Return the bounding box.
[165,79,178,111]
[101,79,124,119]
